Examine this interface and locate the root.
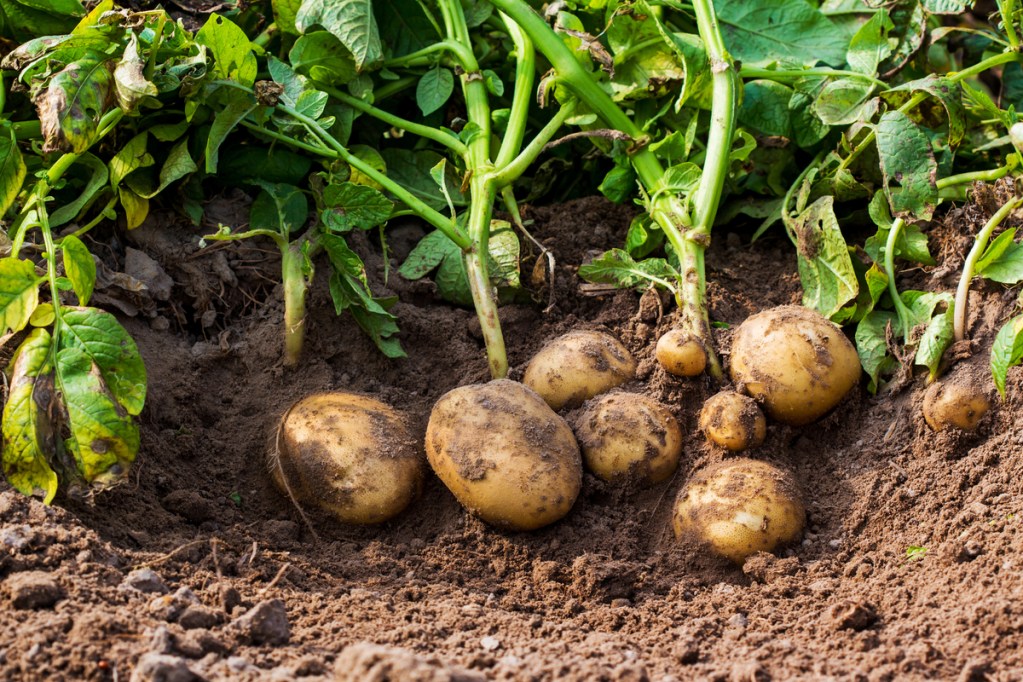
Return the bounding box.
[267,414,321,543]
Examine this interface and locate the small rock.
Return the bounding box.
[130,653,203,682]
[178,605,220,630]
[7,571,62,610]
[146,626,175,655]
[148,588,200,622]
[122,569,169,594]
[232,599,290,645]
[226,657,250,673]
[0,525,34,550]
[161,491,216,524]
[825,599,877,631]
[480,636,501,652]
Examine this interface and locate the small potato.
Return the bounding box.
[923,380,990,431]
[656,330,707,377]
[673,458,805,564]
[730,305,861,425]
[573,393,682,486]
[426,380,582,531]
[523,330,636,410]
[699,391,767,452]
[271,393,422,525]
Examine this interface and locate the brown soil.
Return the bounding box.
[1,196,1022,681]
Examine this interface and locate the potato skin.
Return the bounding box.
[656,330,708,377]
[523,330,636,410]
[272,393,423,525]
[699,391,767,452]
[729,305,860,425]
[426,380,582,531]
[923,381,990,431]
[673,458,805,564]
[573,393,682,486]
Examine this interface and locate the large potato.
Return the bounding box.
[673,458,805,564]
[572,392,682,486]
[523,330,636,410]
[699,391,767,452]
[271,393,423,525]
[729,305,860,425]
[426,380,582,531]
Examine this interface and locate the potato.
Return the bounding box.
[673,458,805,564]
[656,329,707,377]
[923,380,990,431]
[271,393,423,525]
[426,380,582,531]
[699,391,767,452]
[729,305,860,425]
[523,330,636,410]
[572,392,682,486]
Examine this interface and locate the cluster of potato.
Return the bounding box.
[268,305,882,565]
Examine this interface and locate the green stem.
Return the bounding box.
[740,66,887,89]
[954,196,1023,341]
[490,102,575,187]
[936,165,1011,190]
[317,84,467,155]
[383,40,475,70]
[12,121,41,140]
[373,77,417,101]
[1000,0,1020,48]
[65,195,118,239]
[281,240,308,367]
[253,22,277,50]
[145,13,167,81]
[883,217,914,343]
[493,13,535,169]
[781,150,827,245]
[239,119,338,159]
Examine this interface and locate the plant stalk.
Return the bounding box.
[883,217,914,342]
[954,196,1023,341]
[281,240,308,367]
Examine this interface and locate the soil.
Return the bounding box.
[1,195,1022,682]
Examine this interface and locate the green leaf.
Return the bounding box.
[625,214,665,259]
[922,0,971,13]
[792,197,858,319]
[379,148,467,211]
[196,14,257,87]
[578,248,680,292]
[329,270,405,358]
[0,125,26,216]
[716,0,850,68]
[416,67,454,116]
[61,235,95,306]
[876,110,938,220]
[846,8,893,76]
[321,182,393,232]
[974,230,1023,284]
[599,162,636,204]
[250,183,309,235]
[1,329,58,503]
[272,0,303,34]
[915,304,953,380]
[218,146,313,186]
[296,0,383,71]
[398,229,452,280]
[864,192,935,266]
[991,313,1023,398]
[289,31,357,85]
[55,345,139,485]
[50,152,107,226]
[0,0,84,43]
[205,90,256,173]
[375,0,438,59]
[607,8,686,102]
[0,257,41,334]
[880,1,925,76]
[118,188,148,230]
[109,132,154,187]
[126,139,197,199]
[855,310,899,392]
[813,78,874,126]
[488,224,521,289]
[739,80,792,137]
[60,307,147,416]
[36,53,115,153]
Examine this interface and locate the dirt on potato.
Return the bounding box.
[0,196,1022,681]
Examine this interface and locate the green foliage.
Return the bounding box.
[991,313,1023,398]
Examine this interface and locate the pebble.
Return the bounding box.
[7,571,63,610]
[480,636,501,652]
[149,587,200,622]
[130,653,204,682]
[0,525,34,550]
[122,569,169,595]
[178,605,220,630]
[232,599,290,645]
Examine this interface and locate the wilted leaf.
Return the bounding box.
[60,306,147,415]
[792,197,858,319]
[61,235,96,305]
[113,33,158,111]
[0,257,41,334]
[36,54,115,153]
[876,110,938,220]
[578,248,680,292]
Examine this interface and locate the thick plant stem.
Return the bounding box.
[281,240,308,368]
[954,196,1023,342]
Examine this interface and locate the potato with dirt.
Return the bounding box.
[673,458,805,564]
[923,380,990,431]
[729,305,861,425]
[572,392,682,486]
[271,393,423,525]
[656,329,707,377]
[699,391,767,452]
[523,330,637,410]
[426,379,582,531]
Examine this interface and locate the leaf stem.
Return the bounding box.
[740,66,887,89]
[936,165,1011,190]
[954,196,1023,341]
[493,13,535,169]
[490,101,575,187]
[883,217,913,342]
